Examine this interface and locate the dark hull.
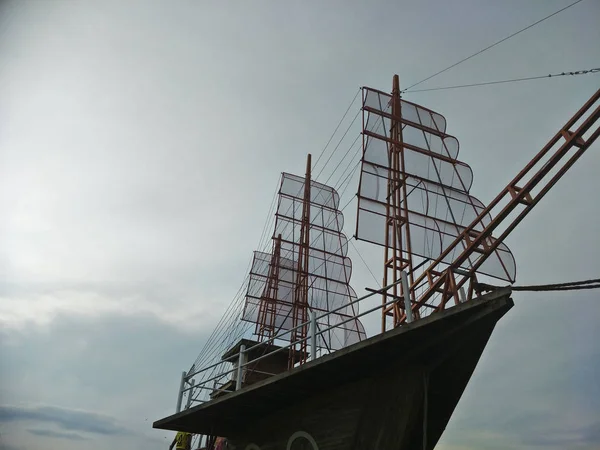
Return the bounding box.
[154,289,513,450]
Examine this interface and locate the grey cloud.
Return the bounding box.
[27,428,89,441]
[0,405,129,436]
[0,444,26,450]
[520,421,600,448]
[1,1,599,450]
[0,310,209,450]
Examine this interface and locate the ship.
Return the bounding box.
[153,76,600,450]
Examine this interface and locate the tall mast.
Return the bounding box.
[243,155,365,361]
[289,154,312,368]
[382,75,415,331]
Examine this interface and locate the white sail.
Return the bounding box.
[356,87,516,282]
[243,173,366,350]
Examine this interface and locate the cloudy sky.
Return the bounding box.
[1,0,599,449]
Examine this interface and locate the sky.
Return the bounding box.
[1,0,599,449]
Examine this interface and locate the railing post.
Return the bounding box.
[401,271,414,323]
[459,286,467,303]
[185,379,195,409]
[175,370,186,413]
[310,310,317,361]
[235,345,246,391]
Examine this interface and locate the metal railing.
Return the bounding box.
[175,274,418,412]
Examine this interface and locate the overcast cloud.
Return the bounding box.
[1,1,599,449]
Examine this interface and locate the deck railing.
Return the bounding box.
[175,272,454,412]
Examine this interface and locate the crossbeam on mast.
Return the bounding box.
[404,88,600,322]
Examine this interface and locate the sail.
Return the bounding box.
[356,86,516,282]
[242,173,366,350]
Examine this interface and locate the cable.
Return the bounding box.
[189,177,285,372]
[313,89,361,171]
[520,278,600,288]
[315,108,361,180]
[333,139,362,189]
[402,0,587,92]
[350,240,380,287]
[323,132,361,186]
[478,278,600,292]
[515,284,600,291]
[404,67,600,93]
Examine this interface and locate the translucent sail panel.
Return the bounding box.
[363,87,447,133]
[242,173,366,350]
[278,241,353,286]
[277,196,345,233]
[364,109,459,161]
[244,252,297,303]
[360,166,488,230]
[275,217,349,258]
[356,87,517,282]
[309,275,358,315]
[243,292,295,332]
[280,172,339,209]
[242,250,365,349]
[275,172,349,257]
[243,252,298,333]
[276,241,358,315]
[317,313,366,351]
[362,133,473,191]
[356,197,516,281]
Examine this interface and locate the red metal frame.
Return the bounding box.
[401,86,600,322]
[289,154,312,367]
[256,234,283,341]
[362,76,599,327]
[381,75,418,331]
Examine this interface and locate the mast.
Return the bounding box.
[289,154,312,368]
[256,234,282,341]
[242,155,365,362]
[382,75,416,331]
[356,76,599,326]
[356,75,516,323]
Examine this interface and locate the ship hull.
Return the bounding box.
[154,289,513,450]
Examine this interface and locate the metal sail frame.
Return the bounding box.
[405,86,600,323]
[357,75,516,329]
[381,75,417,331]
[242,155,366,368]
[289,154,312,368]
[356,75,600,329]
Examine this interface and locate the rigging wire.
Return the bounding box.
[350,240,380,287]
[190,178,282,371]
[324,133,362,186]
[314,108,362,180]
[313,88,361,172]
[333,139,363,189]
[402,0,587,92]
[404,67,600,93]
[479,278,600,292]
